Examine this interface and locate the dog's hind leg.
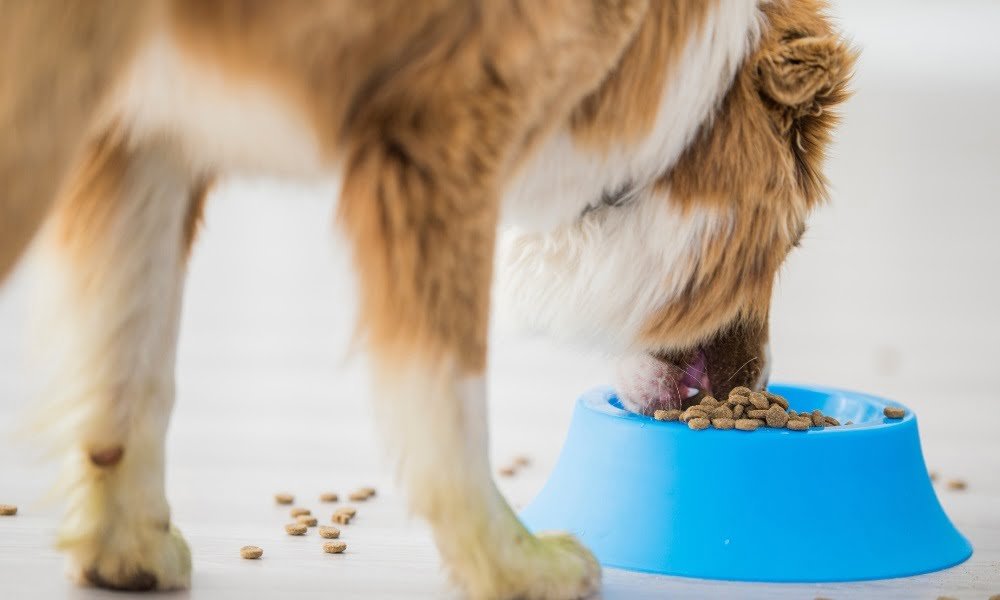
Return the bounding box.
[32,130,207,591]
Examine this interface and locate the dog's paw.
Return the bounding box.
[64,523,191,591]
[465,531,600,600]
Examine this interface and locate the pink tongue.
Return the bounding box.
[613,350,710,416]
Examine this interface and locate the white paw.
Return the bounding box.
[464,531,601,600]
[63,523,191,591]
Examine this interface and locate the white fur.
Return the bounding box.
[31,139,194,590]
[371,359,599,599]
[497,188,730,353]
[502,1,762,232]
[113,32,324,177]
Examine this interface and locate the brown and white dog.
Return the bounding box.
[0,1,853,597]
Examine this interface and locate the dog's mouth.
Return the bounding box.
[614,349,711,416]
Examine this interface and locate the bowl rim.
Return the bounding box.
[584,382,915,435]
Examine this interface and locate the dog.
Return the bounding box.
[0,1,853,597]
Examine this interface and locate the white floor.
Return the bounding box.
[1,1,999,598]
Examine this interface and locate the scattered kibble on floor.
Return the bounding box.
[946,479,967,491]
[348,487,376,502]
[285,523,308,536]
[323,540,347,554]
[289,507,311,517]
[240,545,263,559]
[297,515,318,527]
[332,507,356,525]
[656,389,841,432]
[883,406,906,419]
[0,504,16,516]
[274,493,294,505]
[318,525,341,539]
[319,492,339,503]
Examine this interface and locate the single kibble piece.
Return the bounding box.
[513,456,532,467]
[729,386,752,398]
[765,404,789,428]
[786,420,809,431]
[936,596,958,600]
[285,523,308,536]
[699,396,720,407]
[357,486,377,497]
[654,409,682,422]
[318,525,341,539]
[946,479,967,491]
[274,493,294,505]
[883,406,906,419]
[734,419,760,431]
[289,507,311,517]
[811,410,826,427]
[680,408,707,423]
[348,490,372,502]
[498,466,517,477]
[845,420,854,426]
[824,416,840,426]
[688,417,711,431]
[788,410,798,418]
[747,409,768,419]
[332,507,356,524]
[297,515,318,527]
[240,545,263,559]
[729,394,751,406]
[323,540,347,554]
[929,471,938,482]
[748,392,769,410]
[711,405,734,420]
[733,404,745,419]
[766,392,790,410]
[319,492,339,503]
[712,418,735,430]
[0,504,17,516]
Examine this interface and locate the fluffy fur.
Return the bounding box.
[0,1,854,597]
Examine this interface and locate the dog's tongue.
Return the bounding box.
[614,350,710,416]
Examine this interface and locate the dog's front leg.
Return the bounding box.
[33,132,206,591]
[341,134,599,599]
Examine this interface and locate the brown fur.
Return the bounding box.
[570,0,711,146]
[0,1,154,281]
[641,0,855,368]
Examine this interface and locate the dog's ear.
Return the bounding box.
[756,35,854,107]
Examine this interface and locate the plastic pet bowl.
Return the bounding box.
[521,384,972,582]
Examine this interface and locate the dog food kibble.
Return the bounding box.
[946,479,967,491]
[659,390,842,433]
[289,507,311,517]
[654,409,682,422]
[285,523,308,536]
[765,404,789,428]
[323,540,347,554]
[319,492,339,503]
[274,493,294,505]
[883,406,906,419]
[240,545,264,559]
[332,507,356,524]
[513,456,531,467]
[318,525,341,539]
[766,392,789,410]
[688,417,711,431]
[348,490,372,502]
[498,466,517,477]
[0,504,16,516]
[749,392,770,410]
[297,515,318,527]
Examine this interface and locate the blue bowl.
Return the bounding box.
[521,384,972,582]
